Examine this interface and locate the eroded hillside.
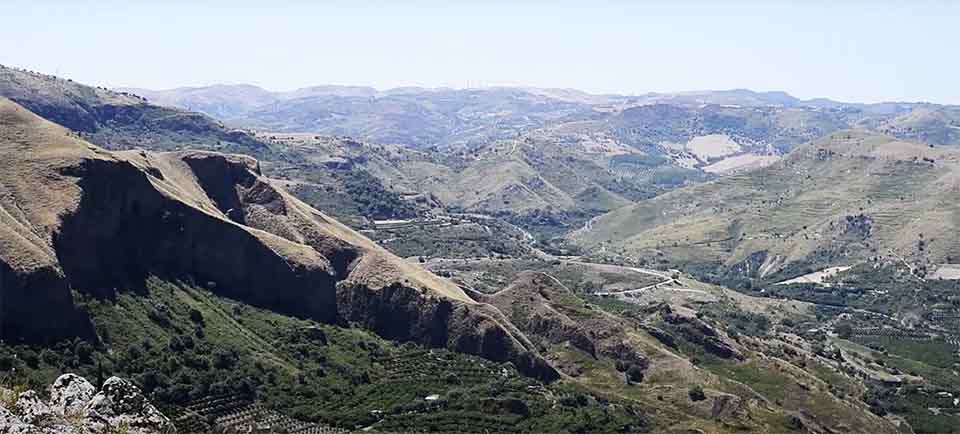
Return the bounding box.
[0,97,554,380]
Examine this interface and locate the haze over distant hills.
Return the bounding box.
[123,83,944,114]
[120,83,960,150]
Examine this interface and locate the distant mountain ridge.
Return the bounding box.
[120,83,598,147]
[8,64,960,241]
[112,77,960,236]
[123,83,944,110]
[120,81,960,153]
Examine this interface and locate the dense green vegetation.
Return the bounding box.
[856,337,957,372]
[290,166,419,226]
[864,384,960,434]
[0,278,647,434]
[760,263,960,434]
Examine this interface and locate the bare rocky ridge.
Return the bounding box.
[0,97,556,380]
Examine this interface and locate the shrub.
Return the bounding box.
[625,365,645,384]
[835,322,854,339]
[688,385,706,402]
[0,383,27,409]
[189,308,204,325]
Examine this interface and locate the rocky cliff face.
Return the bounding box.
[338,281,557,380]
[0,97,556,380]
[0,373,173,434]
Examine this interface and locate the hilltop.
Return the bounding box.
[0,66,574,262]
[120,84,597,149]
[19,66,960,243]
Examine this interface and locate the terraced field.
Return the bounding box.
[174,394,347,434]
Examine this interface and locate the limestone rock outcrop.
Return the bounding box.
[50,374,95,417]
[0,374,173,434]
[84,377,172,433]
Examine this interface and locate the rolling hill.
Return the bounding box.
[258,130,709,240]
[122,82,960,223]
[571,129,960,283]
[0,66,441,228]
[868,105,960,146]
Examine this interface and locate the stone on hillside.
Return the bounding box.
[0,423,48,434]
[2,375,172,434]
[0,406,23,425]
[14,391,52,426]
[2,401,52,434]
[84,377,173,434]
[50,374,95,416]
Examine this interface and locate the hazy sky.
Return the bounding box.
[3,0,958,103]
